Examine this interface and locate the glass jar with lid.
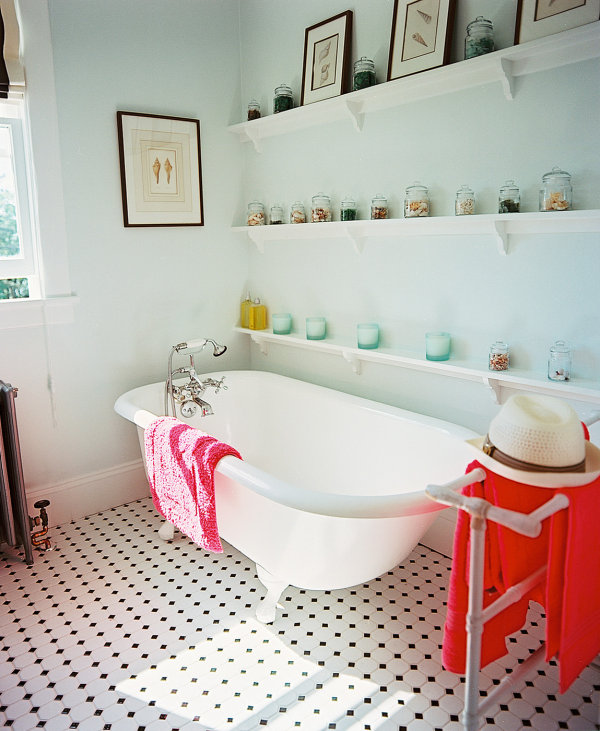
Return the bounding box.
[341,196,357,221]
[353,57,376,90]
[311,193,331,222]
[273,83,293,114]
[290,201,306,224]
[498,180,520,213]
[247,99,261,121]
[489,340,509,371]
[465,16,494,59]
[455,185,475,216]
[270,204,284,225]
[540,166,572,211]
[370,194,388,219]
[548,340,571,381]
[404,182,430,217]
[247,200,265,226]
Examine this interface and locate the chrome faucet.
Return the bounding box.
[164,338,227,418]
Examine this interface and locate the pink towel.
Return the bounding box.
[443,459,600,692]
[144,416,241,553]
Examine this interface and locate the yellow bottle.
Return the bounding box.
[240,292,252,328]
[249,298,267,330]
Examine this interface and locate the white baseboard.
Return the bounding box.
[26,459,150,528]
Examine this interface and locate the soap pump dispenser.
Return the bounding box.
[249,298,267,330]
[240,291,252,328]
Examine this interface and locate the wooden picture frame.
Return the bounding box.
[301,11,353,106]
[117,111,204,227]
[515,0,600,43]
[387,0,456,81]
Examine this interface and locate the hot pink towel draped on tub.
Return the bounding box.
[144,416,242,553]
[443,459,600,693]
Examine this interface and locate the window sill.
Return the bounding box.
[0,295,79,330]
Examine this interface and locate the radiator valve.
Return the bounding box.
[29,499,52,551]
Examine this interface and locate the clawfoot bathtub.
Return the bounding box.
[115,370,476,622]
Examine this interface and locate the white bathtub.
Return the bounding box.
[115,370,476,621]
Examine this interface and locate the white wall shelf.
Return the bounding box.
[235,327,600,406]
[232,209,600,255]
[229,22,600,151]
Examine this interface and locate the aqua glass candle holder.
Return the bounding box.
[272,313,292,335]
[357,323,379,349]
[306,317,326,340]
[426,331,450,361]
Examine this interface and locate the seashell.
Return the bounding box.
[318,41,331,63]
[412,31,428,47]
[164,158,173,184]
[152,157,161,184]
[417,10,432,23]
[320,62,331,83]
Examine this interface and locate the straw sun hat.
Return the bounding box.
[467,393,600,488]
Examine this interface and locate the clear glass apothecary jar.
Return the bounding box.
[540,166,572,211]
[548,340,571,381]
[273,83,293,114]
[311,193,332,222]
[371,194,388,219]
[341,196,357,221]
[498,180,520,213]
[405,182,429,217]
[353,57,376,90]
[247,99,261,121]
[290,201,306,224]
[247,200,265,226]
[455,185,475,216]
[489,340,509,371]
[465,16,494,59]
[270,204,284,224]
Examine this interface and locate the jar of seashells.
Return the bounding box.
[455,185,475,216]
[540,166,572,211]
[289,201,306,224]
[370,194,388,220]
[465,16,494,59]
[247,201,265,226]
[273,84,293,114]
[404,182,429,217]
[311,193,332,222]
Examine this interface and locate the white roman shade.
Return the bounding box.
[0,0,23,98]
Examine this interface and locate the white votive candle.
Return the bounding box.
[306,317,326,340]
[425,331,450,361]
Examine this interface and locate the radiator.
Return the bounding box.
[0,381,33,565]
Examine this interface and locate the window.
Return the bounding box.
[0,100,38,300]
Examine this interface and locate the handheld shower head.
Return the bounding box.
[174,338,227,356]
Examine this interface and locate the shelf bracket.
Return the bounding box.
[246,229,265,253]
[343,99,365,132]
[482,376,502,404]
[243,126,262,153]
[342,224,365,254]
[497,57,515,101]
[250,333,269,355]
[341,349,362,375]
[491,219,509,255]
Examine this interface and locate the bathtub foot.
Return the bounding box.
[158,520,175,541]
[255,564,288,624]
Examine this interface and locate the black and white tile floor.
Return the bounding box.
[1,497,598,730]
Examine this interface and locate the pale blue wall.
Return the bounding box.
[238,0,600,435]
[0,1,598,518]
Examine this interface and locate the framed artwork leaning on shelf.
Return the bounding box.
[387,0,456,81]
[515,0,600,43]
[116,111,204,227]
[301,10,353,105]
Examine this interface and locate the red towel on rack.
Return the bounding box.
[546,476,600,692]
[144,416,242,553]
[443,460,600,692]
